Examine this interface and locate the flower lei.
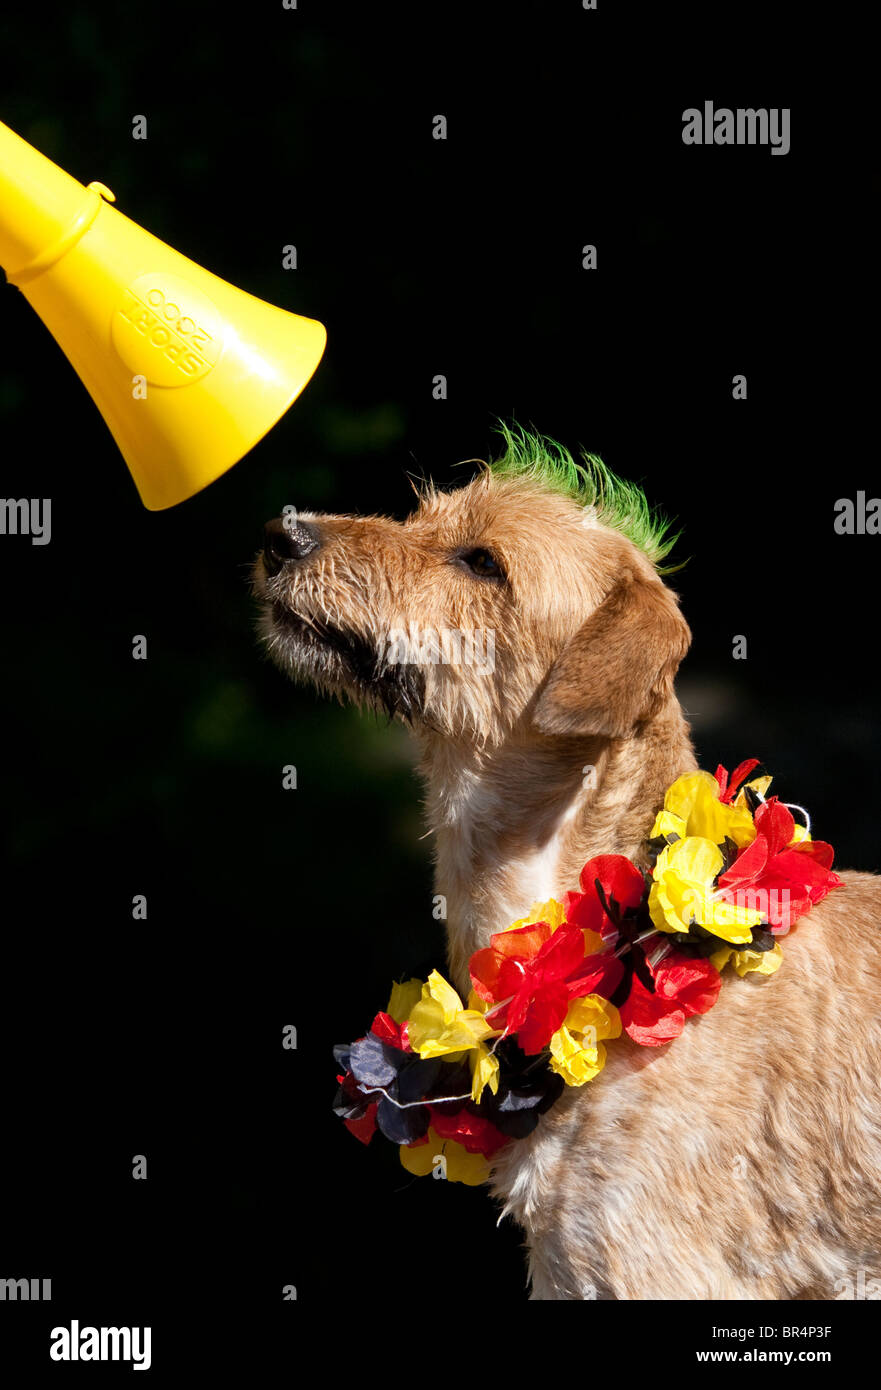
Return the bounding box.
[333,761,843,1185]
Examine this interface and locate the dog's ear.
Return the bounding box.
[533,567,691,738]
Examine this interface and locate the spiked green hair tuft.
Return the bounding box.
[488,423,684,573]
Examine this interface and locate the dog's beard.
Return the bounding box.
[258,599,426,723]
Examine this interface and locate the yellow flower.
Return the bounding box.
[649,836,764,944]
[406,971,501,1103]
[468,1046,499,1103]
[733,774,773,809]
[466,989,501,1102]
[504,896,603,955]
[710,942,784,977]
[399,1128,491,1185]
[653,809,686,840]
[505,897,567,932]
[386,977,423,1025]
[651,770,756,849]
[548,994,622,1086]
[407,971,496,1054]
[730,774,810,845]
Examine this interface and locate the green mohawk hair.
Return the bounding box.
[488,422,683,573]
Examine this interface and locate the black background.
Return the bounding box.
[0,0,874,1371]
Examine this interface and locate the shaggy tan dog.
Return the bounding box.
[253,431,881,1300]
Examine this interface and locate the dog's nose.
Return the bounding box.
[263,517,322,575]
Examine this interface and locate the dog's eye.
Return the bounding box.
[460,547,505,580]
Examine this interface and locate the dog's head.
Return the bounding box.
[253,447,690,747]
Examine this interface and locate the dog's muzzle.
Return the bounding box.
[262,517,321,576]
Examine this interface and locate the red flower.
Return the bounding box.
[343,1102,378,1144]
[470,920,623,1055]
[369,1011,411,1051]
[717,797,843,933]
[714,758,761,804]
[332,1013,412,1147]
[563,854,646,938]
[334,1070,379,1144]
[428,1105,510,1158]
[619,951,722,1047]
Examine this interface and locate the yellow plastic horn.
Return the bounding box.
[0,119,326,509]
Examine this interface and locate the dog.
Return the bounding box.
[253,429,881,1300]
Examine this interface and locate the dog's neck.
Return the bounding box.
[417,698,696,993]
